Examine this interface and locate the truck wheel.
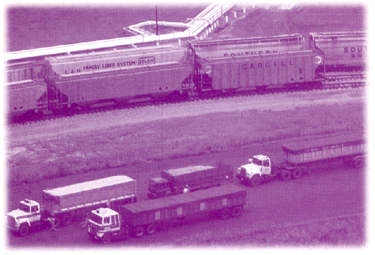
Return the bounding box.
[292,168,303,179]
[101,234,112,244]
[219,208,230,220]
[231,206,243,217]
[354,158,364,168]
[19,224,30,236]
[250,175,261,187]
[61,214,73,226]
[53,217,61,228]
[280,170,291,181]
[146,224,156,235]
[134,226,144,238]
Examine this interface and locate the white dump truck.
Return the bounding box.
[237,132,365,186]
[7,175,137,236]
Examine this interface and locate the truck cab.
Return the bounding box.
[236,155,272,186]
[88,208,127,244]
[7,199,42,236]
[147,177,173,199]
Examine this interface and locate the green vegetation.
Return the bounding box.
[8,101,364,185]
[174,214,365,246]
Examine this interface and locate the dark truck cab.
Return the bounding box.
[148,164,233,199]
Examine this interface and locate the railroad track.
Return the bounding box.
[8,72,366,128]
[323,71,366,88]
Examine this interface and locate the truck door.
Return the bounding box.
[262,159,271,175]
[30,205,41,222]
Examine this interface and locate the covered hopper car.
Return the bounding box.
[190,33,305,59]
[6,31,366,118]
[309,31,366,72]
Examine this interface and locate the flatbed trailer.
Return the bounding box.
[148,163,233,199]
[237,132,365,186]
[7,175,137,236]
[87,184,246,243]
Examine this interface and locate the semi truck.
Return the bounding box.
[147,163,233,199]
[87,184,246,244]
[237,132,365,187]
[7,175,137,236]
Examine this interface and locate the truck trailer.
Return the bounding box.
[88,184,246,244]
[237,132,365,186]
[7,175,137,236]
[147,163,233,199]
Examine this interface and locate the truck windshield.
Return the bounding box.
[149,181,157,188]
[89,212,104,225]
[18,203,30,213]
[252,158,263,166]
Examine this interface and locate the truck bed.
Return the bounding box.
[121,184,246,227]
[42,175,137,214]
[282,132,365,164]
[161,164,233,191]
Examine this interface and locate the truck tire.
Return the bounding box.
[280,170,291,181]
[19,223,30,236]
[133,226,144,238]
[354,158,364,168]
[146,224,156,235]
[219,208,230,220]
[250,175,261,187]
[101,234,112,244]
[292,168,303,179]
[61,214,73,226]
[53,217,61,228]
[231,206,243,217]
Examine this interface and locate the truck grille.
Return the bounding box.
[240,167,247,177]
[7,215,15,226]
[89,225,97,234]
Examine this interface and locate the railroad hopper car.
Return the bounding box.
[190,33,305,60]
[8,79,48,117]
[6,59,47,83]
[191,48,323,93]
[309,31,366,72]
[7,60,50,116]
[45,45,192,109]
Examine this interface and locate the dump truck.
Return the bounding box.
[7,175,137,236]
[237,132,365,186]
[147,163,233,199]
[87,184,246,244]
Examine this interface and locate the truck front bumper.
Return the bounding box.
[147,191,157,199]
[7,224,19,232]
